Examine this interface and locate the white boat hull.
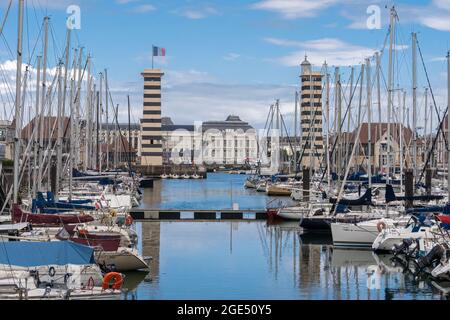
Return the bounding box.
[95,248,149,272]
[331,222,381,248]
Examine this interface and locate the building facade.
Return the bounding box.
[299,56,324,170]
[160,116,258,166]
[202,115,258,165]
[140,69,163,166]
[340,122,426,173]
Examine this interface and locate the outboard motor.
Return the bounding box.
[416,243,448,269]
[393,238,415,256]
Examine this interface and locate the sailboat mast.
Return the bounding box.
[69,48,78,200]
[325,62,331,189]
[69,77,75,200]
[347,67,354,165]
[357,64,365,172]
[412,32,418,179]
[337,67,342,177]
[333,67,339,177]
[32,56,41,198]
[37,16,49,192]
[75,47,83,169]
[376,51,382,173]
[55,63,63,200]
[115,104,119,168]
[92,83,97,170]
[400,90,405,191]
[386,7,396,184]
[96,90,100,171]
[447,51,450,200]
[424,88,428,158]
[84,55,91,171]
[13,0,24,203]
[294,91,298,171]
[98,72,103,172]
[55,28,72,199]
[366,57,372,189]
[105,68,109,170]
[128,95,132,167]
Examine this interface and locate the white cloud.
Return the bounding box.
[266,37,375,67]
[223,53,241,61]
[107,69,296,128]
[131,4,156,13]
[251,0,340,19]
[433,0,450,11]
[419,14,450,31]
[397,1,450,32]
[13,0,83,10]
[163,69,216,87]
[176,5,219,19]
[429,56,447,62]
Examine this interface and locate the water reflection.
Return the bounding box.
[127,173,450,300]
[139,173,296,210]
[129,220,450,300]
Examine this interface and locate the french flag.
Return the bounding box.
[153,46,166,57]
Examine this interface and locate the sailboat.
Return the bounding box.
[0,241,122,300]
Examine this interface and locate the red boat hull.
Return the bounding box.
[438,215,450,224]
[59,225,121,251]
[12,204,94,226]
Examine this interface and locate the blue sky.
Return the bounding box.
[1,0,450,130]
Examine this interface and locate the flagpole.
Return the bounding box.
[152,45,154,69]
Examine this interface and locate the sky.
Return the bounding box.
[0,0,450,132]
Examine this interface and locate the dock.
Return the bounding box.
[130,208,268,221]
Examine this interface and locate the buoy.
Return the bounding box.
[377,221,387,233]
[125,215,134,226]
[102,272,123,290]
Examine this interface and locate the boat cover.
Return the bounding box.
[0,241,95,267]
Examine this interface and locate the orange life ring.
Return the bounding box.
[377,221,387,233]
[125,215,134,226]
[102,272,123,290]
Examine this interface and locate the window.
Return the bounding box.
[301,85,322,91]
[301,94,322,99]
[144,85,161,90]
[144,77,161,82]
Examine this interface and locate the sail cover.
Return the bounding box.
[0,241,95,267]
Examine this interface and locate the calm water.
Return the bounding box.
[121,173,450,300]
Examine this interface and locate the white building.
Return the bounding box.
[161,116,258,165]
[99,115,259,166]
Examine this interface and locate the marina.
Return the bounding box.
[121,173,449,300]
[0,0,450,304]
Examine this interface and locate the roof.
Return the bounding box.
[357,123,412,144]
[333,123,425,145]
[101,135,136,153]
[202,115,254,132]
[102,123,140,131]
[162,117,174,125]
[162,124,194,132]
[21,116,71,140]
[301,55,311,66]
